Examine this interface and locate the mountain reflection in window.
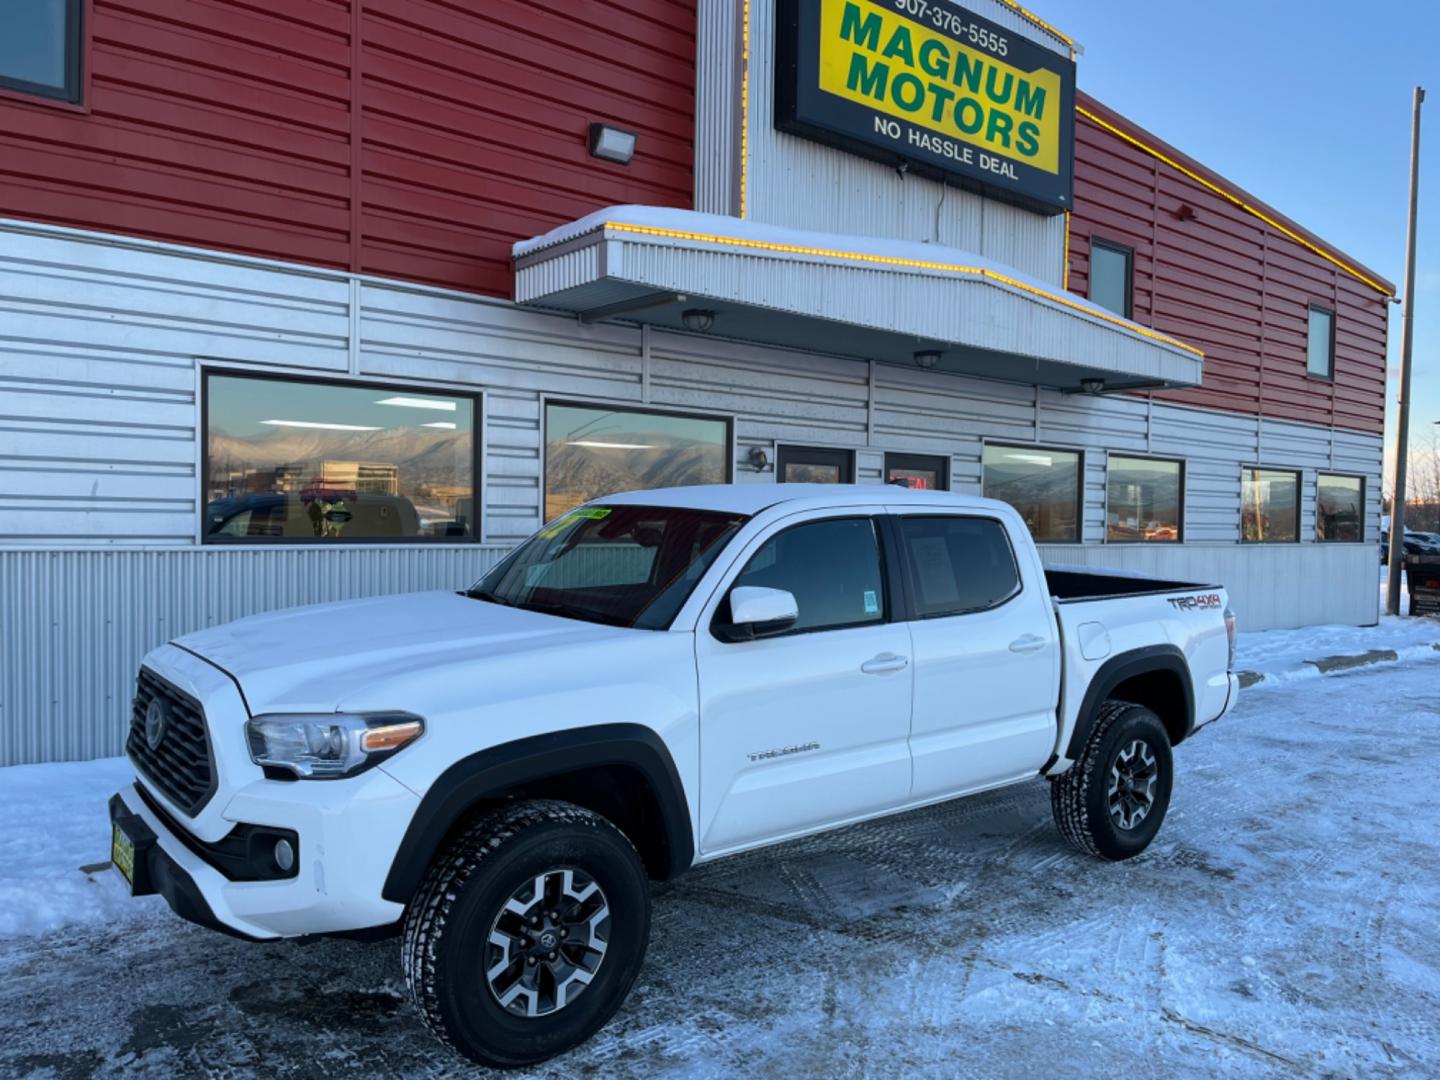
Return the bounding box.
[1316,474,1363,543]
[1106,456,1182,543]
[203,373,476,542]
[982,444,1080,542]
[544,403,731,520]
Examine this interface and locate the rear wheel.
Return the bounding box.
[401,800,650,1068]
[1051,700,1173,861]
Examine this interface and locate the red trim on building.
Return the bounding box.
[1069,93,1389,436]
[0,0,696,297]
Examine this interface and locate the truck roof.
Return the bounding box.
[596,483,1014,517]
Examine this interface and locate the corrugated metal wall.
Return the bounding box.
[1069,95,1390,435]
[0,0,695,298]
[0,546,506,765]
[0,219,1382,766]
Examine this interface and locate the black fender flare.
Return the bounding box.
[381,723,694,905]
[1063,645,1195,761]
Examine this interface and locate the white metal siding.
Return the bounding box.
[0,220,1384,765]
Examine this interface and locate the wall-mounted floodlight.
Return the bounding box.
[913,349,941,369]
[682,309,716,333]
[589,123,637,165]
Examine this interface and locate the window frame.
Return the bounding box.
[711,514,892,640]
[1315,472,1366,544]
[776,444,856,484]
[980,440,1085,544]
[0,0,87,108]
[1239,465,1303,545]
[1103,453,1185,544]
[889,513,1024,620]
[541,397,735,522]
[200,367,483,546]
[1088,236,1134,320]
[884,451,950,491]
[1305,304,1336,381]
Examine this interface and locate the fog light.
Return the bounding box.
[274,838,295,873]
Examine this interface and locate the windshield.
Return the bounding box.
[469,505,747,630]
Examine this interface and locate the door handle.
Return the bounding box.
[1009,634,1048,654]
[861,653,909,675]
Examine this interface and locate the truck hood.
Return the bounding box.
[173,591,633,714]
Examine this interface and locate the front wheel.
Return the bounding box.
[401,800,651,1068]
[1051,700,1173,861]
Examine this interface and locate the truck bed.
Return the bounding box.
[1045,565,1215,604]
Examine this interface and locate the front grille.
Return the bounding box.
[127,668,217,817]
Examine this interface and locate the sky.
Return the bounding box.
[1037,0,1440,481]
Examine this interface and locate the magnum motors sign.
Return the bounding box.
[776,0,1076,214]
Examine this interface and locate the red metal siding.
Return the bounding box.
[1069,94,1390,437]
[0,0,695,296]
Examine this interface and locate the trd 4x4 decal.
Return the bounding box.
[1167,594,1222,611]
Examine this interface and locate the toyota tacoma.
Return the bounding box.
[109,484,1239,1066]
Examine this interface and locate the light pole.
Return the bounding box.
[1386,86,1426,616]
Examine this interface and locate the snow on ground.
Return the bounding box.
[0,757,163,938]
[0,618,1438,1077]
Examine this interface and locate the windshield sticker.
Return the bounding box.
[573,507,612,520]
[863,589,879,614]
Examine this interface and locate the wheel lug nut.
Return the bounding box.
[527,957,536,965]
[548,951,557,960]
[560,928,568,938]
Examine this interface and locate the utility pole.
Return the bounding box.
[1387,86,1426,616]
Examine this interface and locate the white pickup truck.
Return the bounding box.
[109,484,1239,1066]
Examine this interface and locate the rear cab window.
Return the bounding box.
[896,515,1021,617]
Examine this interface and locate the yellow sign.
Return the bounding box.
[817,0,1062,175]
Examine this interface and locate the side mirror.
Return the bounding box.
[715,586,799,643]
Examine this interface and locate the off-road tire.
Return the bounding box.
[401,799,650,1068]
[1051,700,1173,861]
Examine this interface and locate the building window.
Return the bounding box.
[1307,306,1335,379]
[885,452,949,490]
[545,401,731,519]
[777,445,854,484]
[982,443,1081,543]
[203,372,478,542]
[1106,456,1182,542]
[1241,467,1301,543]
[897,515,1021,617]
[0,0,84,104]
[1089,238,1133,319]
[1317,474,1364,543]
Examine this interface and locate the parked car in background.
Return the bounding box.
[1380,530,1440,561]
[110,485,1239,1067]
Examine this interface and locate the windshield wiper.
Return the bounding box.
[464,588,513,607]
[515,600,630,628]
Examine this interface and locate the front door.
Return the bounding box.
[694,511,913,854]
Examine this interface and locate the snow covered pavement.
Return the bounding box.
[1,624,1438,1077]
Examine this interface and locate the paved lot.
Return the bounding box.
[3,660,1438,1079]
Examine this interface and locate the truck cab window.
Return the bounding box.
[730,517,884,632]
[898,516,1020,617]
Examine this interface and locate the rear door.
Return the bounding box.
[887,510,1060,800]
[694,509,913,854]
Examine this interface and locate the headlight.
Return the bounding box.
[245,712,424,779]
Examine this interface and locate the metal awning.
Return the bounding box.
[513,207,1203,392]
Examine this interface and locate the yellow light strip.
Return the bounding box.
[602,221,1204,357]
[739,0,750,219]
[1062,209,1071,290]
[995,0,1075,47]
[1076,105,1392,297]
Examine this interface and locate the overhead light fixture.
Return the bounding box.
[260,419,381,431]
[682,309,716,333]
[747,446,770,472]
[589,123,637,165]
[567,440,655,450]
[374,396,456,412]
[422,422,457,430]
[913,349,941,369]
[1080,377,1106,395]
